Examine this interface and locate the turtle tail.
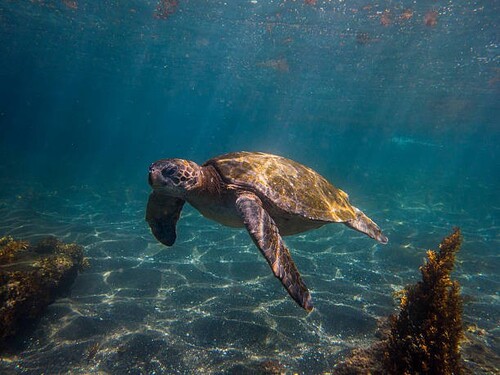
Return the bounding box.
[345,207,388,244]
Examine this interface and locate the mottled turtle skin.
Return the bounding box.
[146,151,388,312]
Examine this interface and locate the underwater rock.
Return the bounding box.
[333,228,468,374]
[226,359,286,375]
[101,332,185,374]
[333,340,388,374]
[461,323,500,374]
[0,235,87,349]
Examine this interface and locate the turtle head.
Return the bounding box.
[148,159,201,197]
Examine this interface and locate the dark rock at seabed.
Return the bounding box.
[114,287,157,298]
[71,272,112,296]
[56,315,118,341]
[101,300,154,323]
[9,341,92,374]
[43,303,75,321]
[226,359,288,375]
[101,332,186,374]
[201,347,247,370]
[461,328,500,375]
[159,270,188,288]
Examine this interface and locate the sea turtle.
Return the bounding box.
[146,151,388,311]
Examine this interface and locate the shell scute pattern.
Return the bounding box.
[204,152,356,222]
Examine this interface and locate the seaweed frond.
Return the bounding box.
[333,228,466,375]
[384,227,464,374]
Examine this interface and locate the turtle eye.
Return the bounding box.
[162,166,178,179]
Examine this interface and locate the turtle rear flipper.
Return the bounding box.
[345,207,388,244]
[236,192,313,312]
[146,191,185,246]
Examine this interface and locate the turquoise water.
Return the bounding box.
[0,1,498,373]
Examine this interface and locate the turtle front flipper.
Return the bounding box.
[146,191,185,246]
[235,192,313,312]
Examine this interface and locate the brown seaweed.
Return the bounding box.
[334,228,466,374]
[384,227,464,374]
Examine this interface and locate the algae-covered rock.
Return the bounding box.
[0,235,87,348]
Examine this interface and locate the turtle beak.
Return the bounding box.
[148,163,155,187]
[148,163,162,188]
[148,160,183,192]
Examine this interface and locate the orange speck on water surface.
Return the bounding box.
[62,0,78,10]
[400,9,413,20]
[154,0,178,20]
[424,10,438,27]
[380,10,391,26]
